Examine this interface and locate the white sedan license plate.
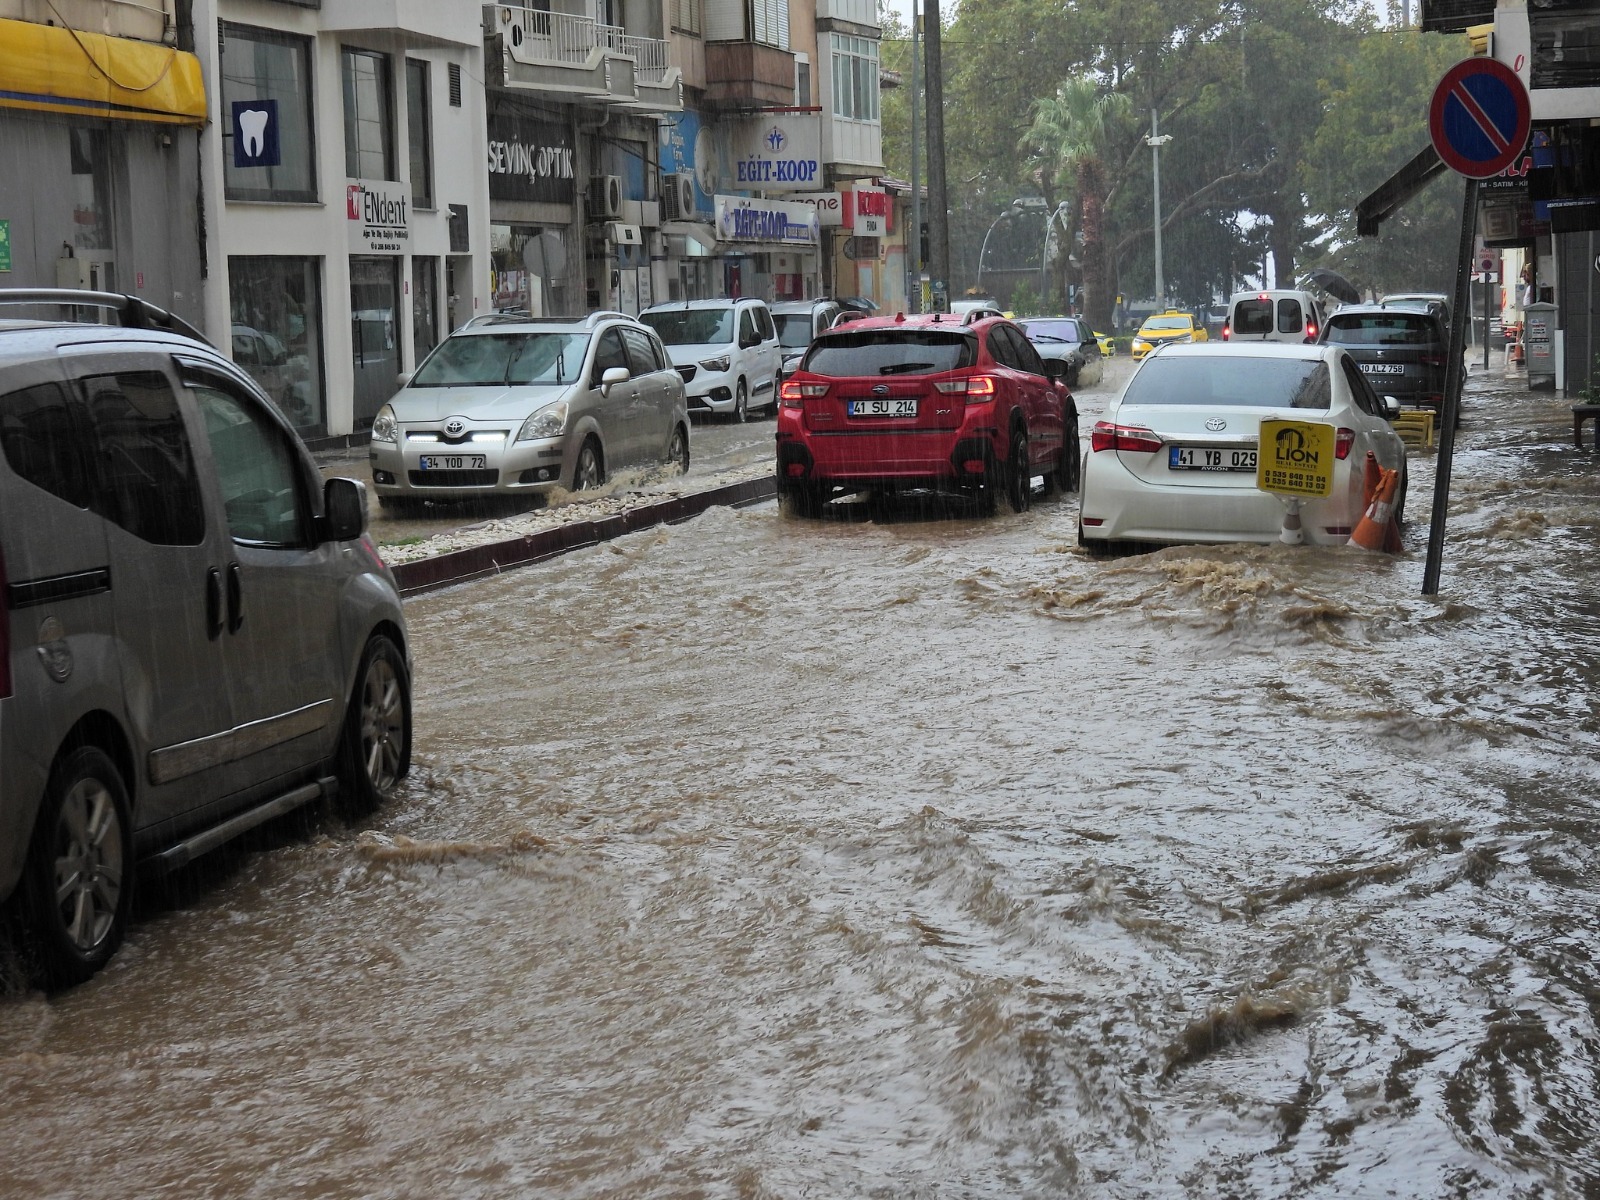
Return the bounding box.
[418,454,487,470]
[1361,362,1405,375]
[848,397,918,417]
[1169,446,1257,472]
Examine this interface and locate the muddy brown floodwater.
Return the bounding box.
[2,358,1597,1199]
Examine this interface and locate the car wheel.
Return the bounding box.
[1055,416,1081,494]
[337,634,411,817]
[572,437,604,491]
[777,474,823,518]
[1004,421,1032,514]
[733,379,748,423]
[668,423,690,475]
[16,745,134,989]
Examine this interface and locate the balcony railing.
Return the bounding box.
[486,4,671,82]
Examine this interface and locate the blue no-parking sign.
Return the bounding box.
[1428,58,1530,180]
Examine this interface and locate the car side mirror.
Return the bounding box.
[1383,396,1402,418]
[600,366,630,393]
[1042,358,1069,380]
[321,477,367,542]
[396,371,413,388]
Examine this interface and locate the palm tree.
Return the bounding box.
[1022,79,1131,328]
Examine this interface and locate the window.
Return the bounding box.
[194,384,307,547]
[831,35,880,122]
[674,0,703,35]
[0,382,92,508]
[342,47,395,181]
[620,326,662,376]
[78,372,205,545]
[591,330,629,384]
[406,59,433,209]
[221,24,316,203]
[448,62,462,107]
[228,256,325,433]
[796,59,810,107]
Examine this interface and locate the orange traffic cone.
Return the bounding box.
[1349,466,1399,551]
[1362,451,1381,509]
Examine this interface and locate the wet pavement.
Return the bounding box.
[3,351,1597,1198]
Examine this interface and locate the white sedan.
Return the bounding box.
[1078,342,1408,547]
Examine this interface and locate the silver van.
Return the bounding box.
[0,290,411,989]
[1221,289,1326,344]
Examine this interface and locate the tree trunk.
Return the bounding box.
[1079,160,1114,331]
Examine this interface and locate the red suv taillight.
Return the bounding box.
[1091,421,1163,453]
[934,375,997,398]
[1335,427,1355,460]
[1305,321,1318,341]
[780,380,828,407]
[0,543,11,699]
[1221,321,1231,341]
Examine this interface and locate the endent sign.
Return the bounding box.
[1257,420,1335,498]
[1428,58,1531,179]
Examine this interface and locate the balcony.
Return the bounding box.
[323,0,488,47]
[484,3,681,113]
[703,40,796,109]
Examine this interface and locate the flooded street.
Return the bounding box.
[3,362,1598,1198]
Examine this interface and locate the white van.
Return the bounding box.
[1221,290,1325,344]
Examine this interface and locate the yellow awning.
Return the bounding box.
[0,18,206,126]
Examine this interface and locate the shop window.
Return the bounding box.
[221,24,317,204]
[227,256,326,435]
[68,129,114,250]
[342,47,395,181]
[406,59,434,210]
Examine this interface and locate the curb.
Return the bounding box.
[390,475,778,596]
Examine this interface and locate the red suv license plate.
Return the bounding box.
[847,398,918,417]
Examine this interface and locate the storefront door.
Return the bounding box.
[349,256,399,428]
[413,257,439,364]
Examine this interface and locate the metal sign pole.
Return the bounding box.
[1423,177,1479,596]
[1482,273,1491,372]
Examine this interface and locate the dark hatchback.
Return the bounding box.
[1318,304,1448,410]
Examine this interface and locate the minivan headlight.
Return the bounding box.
[699,354,731,373]
[372,403,398,444]
[516,401,568,443]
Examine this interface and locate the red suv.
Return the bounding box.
[774,312,1078,516]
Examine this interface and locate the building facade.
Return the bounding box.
[195,0,492,440]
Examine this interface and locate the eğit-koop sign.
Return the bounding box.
[728,114,822,193]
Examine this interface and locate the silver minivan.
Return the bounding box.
[0,290,412,989]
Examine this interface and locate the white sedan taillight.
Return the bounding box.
[1090,421,1163,453]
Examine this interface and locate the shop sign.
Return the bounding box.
[0,219,10,272]
[487,109,576,205]
[789,192,844,227]
[715,195,819,246]
[852,187,889,236]
[729,115,822,192]
[346,179,409,254]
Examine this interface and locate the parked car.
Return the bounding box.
[1095,330,1116,357]
[1131,310,1209,361]
[1078,341,1407,548]
[1379,292,1452,332]
[1319,302,1449,411]
[369,311,689,506]
[771,298,844,382]
[1220,289,1326,345]
[1015,316,1103,387]
[774,312,1078,516]
[639,297,781,420]
[0,288,411,989]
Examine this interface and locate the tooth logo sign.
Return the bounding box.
[231,99,280,168]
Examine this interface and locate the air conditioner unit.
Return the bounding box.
[587,174,623,221]
[660,172,696,221]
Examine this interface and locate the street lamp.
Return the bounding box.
[1145,109,1172,307]
[976,201,1023,295]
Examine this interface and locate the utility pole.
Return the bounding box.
[908,11,921,313]
[1145,109,1172,308]
[923,0,949,311]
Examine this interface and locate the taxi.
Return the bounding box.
[1130,310,1208,361]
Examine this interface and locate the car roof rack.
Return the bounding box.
[585,310,630,327]
[0,288,212,346]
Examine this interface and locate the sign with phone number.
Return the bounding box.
[1257,420,1335,498]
